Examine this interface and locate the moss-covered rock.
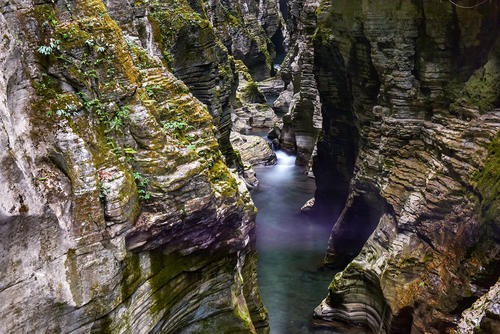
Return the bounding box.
[0,0,268,332]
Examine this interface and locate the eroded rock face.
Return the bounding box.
[457,281,500,334]
[230,132,277,167]
[0,1,268,332]
[203,0,283,81]
[311,1,500,333]
[105,0,241,167]
[232,61,279,132]
[278,0,322,166]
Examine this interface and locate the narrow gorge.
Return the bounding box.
[0,0,498,333]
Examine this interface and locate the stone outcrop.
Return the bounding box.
[272,81,293,114]
[309,1,500,333]
[0,0,268,332]
[230,132,277,167]
[457,281,500,334]
[278,0,322,166]
[232,61,278,132]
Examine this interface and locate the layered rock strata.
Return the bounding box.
[311,1,500,333]
[278,0,322,166]
[457,281,500,334]
[203,0,283,81]
[230,132,277,167]
[0,0,268,332]
[231,60,278,133]
[105,0,240,167]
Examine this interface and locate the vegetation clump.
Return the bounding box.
[473,135,500,225]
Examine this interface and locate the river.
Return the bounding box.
[251,149,340,334]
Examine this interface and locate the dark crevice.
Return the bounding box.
[312,24,380,224]
[389,307,413,334]
[325,190,387,269]
[271,26,286,65]
[278,0,288,21]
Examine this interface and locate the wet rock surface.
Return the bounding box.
[232,61,279,132]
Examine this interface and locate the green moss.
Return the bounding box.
[120,253,142,301]
[31,4,58,28]
[244,81,261,102]
[473,325,485,334]
[208,159,239,198]
[64,248,82,306]
[149,0,207,52]
[148,250,187,316]
[473,134,500,225]
[97,314,113,334]
[451,39,500,113]
[147,250,228,318]
[126,40,163,70]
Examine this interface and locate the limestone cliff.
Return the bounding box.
[309,0,500,333]
[0,0,268,332]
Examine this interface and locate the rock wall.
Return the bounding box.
[104,0,240,167]
[310,0,500,333]
[278,0,323,166]
[203,0,283,81]
[0,0,268,332]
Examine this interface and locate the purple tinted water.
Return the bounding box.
[252,150,341,333]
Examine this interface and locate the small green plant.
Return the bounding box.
[37,39,61,56]
[133,172,151,200]
[124,147,136,162]
[244,81,261,102]
[98,181,110,202]
[145,84,161,97]
[123,147,137,154]
[162,119,189,132]
[77,92,130,134]
[163,50,174,66]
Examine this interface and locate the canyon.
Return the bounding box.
[0,0,498,333]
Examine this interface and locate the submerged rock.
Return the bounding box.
[300,197,315,214]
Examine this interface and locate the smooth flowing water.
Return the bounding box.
[252,150,339,334]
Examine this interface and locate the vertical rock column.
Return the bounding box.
[279,0,323,166]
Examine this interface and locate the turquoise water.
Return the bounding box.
[252,150,340,334]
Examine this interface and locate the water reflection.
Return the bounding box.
[252,150,340,333]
